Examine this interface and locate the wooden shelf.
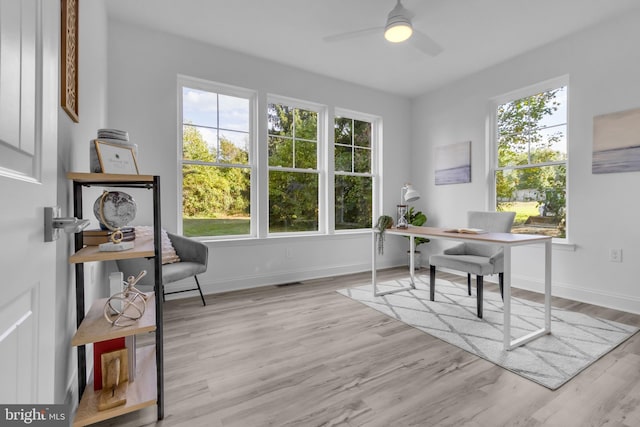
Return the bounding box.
[69,237,155,264]
[67,172,155,184]
[69,171,164,423]
[72,293,156,347]
[73,346,157,427]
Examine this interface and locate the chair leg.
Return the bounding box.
[467,273,472,296]
[162,284,166,302]
[429,265,436,301]
[194,275,206,306]
[476,275,483,318]
[499,273,504,300]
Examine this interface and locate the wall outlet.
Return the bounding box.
[609,248,622,263]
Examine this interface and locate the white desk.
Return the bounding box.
[371,226,552,351]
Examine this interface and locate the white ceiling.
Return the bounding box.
[105,0,640,97]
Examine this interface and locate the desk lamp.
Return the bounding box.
[397,183,420,228]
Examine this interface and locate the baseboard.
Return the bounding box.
[164,260,396,299]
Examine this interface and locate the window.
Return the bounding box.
[493,80,568,238]
[179,79,254,237]
[334,113,374,230]
[267,98,323,233]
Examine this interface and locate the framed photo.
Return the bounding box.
[94,140,139,174]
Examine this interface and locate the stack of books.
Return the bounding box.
[83,227,135,246]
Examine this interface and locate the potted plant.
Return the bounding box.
[375,215,394,255]
[406,207,429,268]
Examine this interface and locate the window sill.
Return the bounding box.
[195,229,372,246]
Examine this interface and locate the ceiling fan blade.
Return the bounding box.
[323,27,383,43]
[410,30,443,56]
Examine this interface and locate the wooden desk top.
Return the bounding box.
[382,226,552,246]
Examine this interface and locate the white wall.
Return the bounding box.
[56,0,109,404]
[411,9,640,313]
[106,21,412,294]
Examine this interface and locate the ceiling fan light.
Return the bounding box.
[384,21,413,43]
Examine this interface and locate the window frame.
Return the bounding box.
[333,108,380,233]
[489,75,569,242]
[266,94,327,236]
[177,75,257,239]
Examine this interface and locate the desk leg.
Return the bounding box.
[409,236,416,288]
[372,230,416,297]
[544,239,552,331]
[503,245,512,350]
[372,231,378,296]
[505,240,552,350]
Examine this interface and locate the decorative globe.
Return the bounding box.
[93,191,137,230]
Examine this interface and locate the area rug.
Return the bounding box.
[337,275,638,390]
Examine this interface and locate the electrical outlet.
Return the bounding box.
[609,248,622,262]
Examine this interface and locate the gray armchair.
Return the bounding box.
[116,232,208,306]
[429,211,515,318]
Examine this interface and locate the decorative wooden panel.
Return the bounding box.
[61,0,79,122]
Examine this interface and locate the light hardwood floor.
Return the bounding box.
[94,268,640,427]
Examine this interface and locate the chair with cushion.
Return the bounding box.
[116,230,208,306]
[429,211,515,318]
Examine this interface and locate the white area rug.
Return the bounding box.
[337,275,638,390]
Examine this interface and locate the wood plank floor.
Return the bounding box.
[93,268,640,427]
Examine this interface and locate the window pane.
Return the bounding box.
[182,164,251,237]
[218,131,249,164]
[335,145,352,172]
[531,124,566,162]
[295,140,317,169]
[295,108,317,141]
[269,170,318,232]
[268,136,293,167]
[183,125,216,162]
[354,147,371,173]
[335,175,372,230]
[536,86,567,129]
[498,86,567,168]
[335,117,352,145]
[353,120,371,147]
[496,164,566,238]
[218,94,249,131]
[267,103,293,136]
[182,87,217,128]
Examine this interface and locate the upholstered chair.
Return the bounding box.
[429,211,516,318]
[116,231,208,306]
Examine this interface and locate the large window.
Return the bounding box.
[178,77,380,239]
[493,80,568,238]
[334,113,374,230]
[179,79,254,237]
[267,98,322,233]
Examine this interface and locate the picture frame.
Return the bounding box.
[592,106,640,174]
[434,141,471,185]
[61,0,79,122]
[94,140,140,174]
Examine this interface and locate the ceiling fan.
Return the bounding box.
[323,0,442,56]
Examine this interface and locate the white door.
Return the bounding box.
[0,0,59,403]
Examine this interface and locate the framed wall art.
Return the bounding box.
[593,107,640,174]
[61,0,79,122]
[434,141,471,185]
[95,140,140,174]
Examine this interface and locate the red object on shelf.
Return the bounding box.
[93,338,125,390]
